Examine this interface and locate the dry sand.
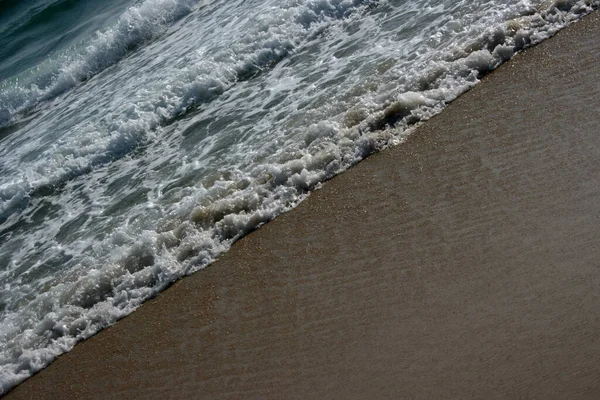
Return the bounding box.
[5,10,600,400]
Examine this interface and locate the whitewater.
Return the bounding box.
[0,0,597,393]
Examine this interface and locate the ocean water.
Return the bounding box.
[0,0,597,392]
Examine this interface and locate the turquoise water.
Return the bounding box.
[0,0,597,393]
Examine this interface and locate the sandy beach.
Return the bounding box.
[5,10,600,400]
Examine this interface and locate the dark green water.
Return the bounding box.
[0,0,132,81]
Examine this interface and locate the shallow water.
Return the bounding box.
[0,0,597,392]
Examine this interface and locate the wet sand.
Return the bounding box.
[6,10,600,400]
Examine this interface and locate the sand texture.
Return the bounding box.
[5,10,600,400]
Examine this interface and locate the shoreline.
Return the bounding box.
[5,10,600,399]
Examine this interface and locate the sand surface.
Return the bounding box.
[6,10,600,400]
